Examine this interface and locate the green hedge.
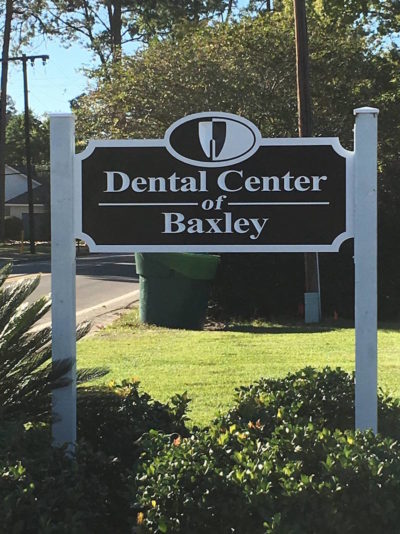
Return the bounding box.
[0,380,190,534]
[0,425,119,534]
[2,368,400,533]
[135,426,400,533]
[77,379,190,467]
[134,368,400,533]
[216,366,400,440]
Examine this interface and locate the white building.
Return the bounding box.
[4,165,47,219]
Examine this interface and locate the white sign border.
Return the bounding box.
[74,136,354,253]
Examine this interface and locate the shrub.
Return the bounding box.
[78,379,190,467]
[0,263,106,424]
[0,262,192,531]
[135,424,400,534]
[0,425,125,534]
[0,380,191,533]
[216,366,400,440]
[3,342,400,534]
[134,368,400,533]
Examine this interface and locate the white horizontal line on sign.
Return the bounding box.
[228,201,330,206]
[98,202,199,206]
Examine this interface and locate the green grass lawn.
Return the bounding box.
[77,310,400,426]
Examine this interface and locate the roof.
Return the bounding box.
[4,164,46,205]
[6,184,48,205]
[5,164,41,187]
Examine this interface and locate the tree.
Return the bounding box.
[5,112,49,172]
[0,0,52,242]
[0,0,14,241]
[41,0,234,65]
[73,14,296,141]
[247,0,400,41]
[73,7,383,144]
[73,7,400,319]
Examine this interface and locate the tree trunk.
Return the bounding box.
[0,0,13,242]
[108,0,122,63]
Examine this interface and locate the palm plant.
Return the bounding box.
[0,263,107,423]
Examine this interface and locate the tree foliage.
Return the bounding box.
[75,2,400,172]
[0,0,53,240]
[40,0,234,64]
[73,3,400,318]
[74,3,400,154]
[0,0,51,51]
[74,13,297,141]
[5,112,49,171]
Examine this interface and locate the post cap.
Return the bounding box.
[353,106,379,115]
[49,113,75,119]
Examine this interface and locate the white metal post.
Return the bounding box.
[353,107,379,432]
[50,114,77,449]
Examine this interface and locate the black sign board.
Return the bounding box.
[76,112,353,252]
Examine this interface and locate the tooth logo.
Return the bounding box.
[165,112,261,167]
[198,119,227,160]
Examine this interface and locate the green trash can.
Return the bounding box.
[135,253,220,330]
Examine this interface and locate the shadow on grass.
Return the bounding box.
[220,320,356,335]
[379,322,400,333]
[218,319,400,334]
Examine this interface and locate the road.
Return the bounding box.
[5,254,140,331]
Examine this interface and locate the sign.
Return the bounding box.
[76,112,353,252]
[50,107,378,452]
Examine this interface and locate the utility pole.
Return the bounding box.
[0,0,14,243]
[293,0,321,323]
[8,53,49,254]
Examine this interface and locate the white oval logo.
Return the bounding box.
[165,112,261,167]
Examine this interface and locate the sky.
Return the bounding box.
[7,3,249,117]
[8,2,394,118]
[7,37,98,116]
